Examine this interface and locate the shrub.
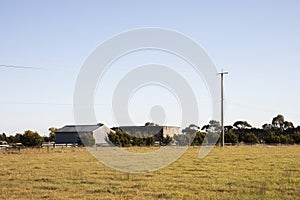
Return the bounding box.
[243,133,259,144]
[21,130,43,147]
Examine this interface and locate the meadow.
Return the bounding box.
[0,146,299,200]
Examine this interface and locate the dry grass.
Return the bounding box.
[0,146,299,199]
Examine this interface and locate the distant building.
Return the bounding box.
[119,126,180,141]
[55,124,112,145]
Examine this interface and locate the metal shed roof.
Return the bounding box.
[55,125,101,133]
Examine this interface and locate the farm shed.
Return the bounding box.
[55,124,112,145]
[119,126,180,140]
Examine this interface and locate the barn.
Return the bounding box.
[55,124,112,146]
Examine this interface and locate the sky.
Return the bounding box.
[0,0,300,136]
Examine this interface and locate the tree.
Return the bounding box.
[200,120,221,145]
[233,121,252,129]
[279,135,294,144]
[145,136,155,146]
[43,136,50,143]
[21,130,43,147]
[201,125,210,132]
[0,133,7,141]
[262,123,272,131]
[271,114,295,134]
[264,133,281,144]
[107,131,121,146]
[224,131,238,144]
[272,114,285,129]
[134,131,145,146]
[201,120,221,133]
[188,124,200,129]
[283,121,294,129]
[292,132,300,144]
[7,134,22,144]
[145,122,158,126]
[107,129,157,147]
[224,125,233,132]
[48,127,57,142]
[181,124,200,145]
[191,132,206,146]
[182,124,200,135]
[224,125,238,144]
[173,134,187,146]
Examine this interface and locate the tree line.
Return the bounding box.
[0,128,56,147]
[1,114,300,147]
[175,114,300,146]
[106,114,300,147]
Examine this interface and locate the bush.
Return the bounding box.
[225,131,238,144]
[292,132,300,144]
[264,133,281,144]
[107,130,172,147]
[191,132,206,146]
[243,133,259,144]
[279,135,294,144]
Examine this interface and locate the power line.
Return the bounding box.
[0,102,109,106]
[0,64,78,71]
[0,64,45,70]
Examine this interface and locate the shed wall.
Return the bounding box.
[55,132,79,144]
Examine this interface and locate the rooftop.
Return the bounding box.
[55,125,102,133]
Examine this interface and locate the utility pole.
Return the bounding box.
[217,71,228,147]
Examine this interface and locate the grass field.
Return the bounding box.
[0,146,299,200]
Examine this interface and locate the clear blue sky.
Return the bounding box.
[1,0,300,136]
